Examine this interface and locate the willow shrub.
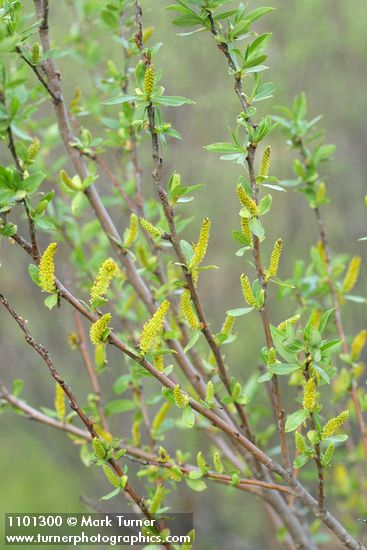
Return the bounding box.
[0,1,366,549]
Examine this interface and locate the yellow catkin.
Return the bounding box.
[221,315,234,335]
[173,384,189,408]
[59,169,82,191]
[140,218,163,238]
[171,172,181,192]
[321,410,349,439]
[236,184,257,215]
[54,383,65,421]
[205,380,214,402]
[32,42,40,64]
[90,258,119,304]
[123,213,139,248]
[132,420,141,446]
[27,137,40,161]
[68,332,79,350]
[180,289,200,330]
[351,330,367,360]
[342,256,361,293]
[152,402,171,432]
[142,26,155,43]
[190,218,211,269]
[89,313,112,346]
[139,301,170,355]
[213,452,224,473]
[277,314,300,331]
[70,87,82,115]
[136,245,150,269]
[323,443,335,465]
[152,341,164,371]
[303,378,316,411]
[267,239,282,279]
[144,65,155,95]
[92,438,107,460]
[316,182,326,202]
[103,465,120,487]
[39,242,57,293]
[241,217,252,243]
[310,309,321,328]
[240,274,256,307]
[258,145,271,178]
[267,347,277,365]
[316,240,327,264]
[308,364,321,384]
[150,484,165,514]
[295,431,307,454]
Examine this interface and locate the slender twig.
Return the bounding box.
[133,0,253,441]
[205,7,291,474]
[296,138,367,459]
[0,295,171,548]
[73,311,108,433]
[0,385,291,496]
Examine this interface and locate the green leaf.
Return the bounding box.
[285,409,309,432]
[182,406,195,428]
[257,371,273,383]
[184,331,200,353]
[226,307,254,317]
[269,363,299,375]
[102,95,137,105]
[249,218,265,238]
[100,487,121,501]
[105,399,136,416]
[28,264,40,286]
[185,478,207,492]
[44,293,58,310]
[153,95,194,107]
[204,142,242,154]
[293,454,309,469]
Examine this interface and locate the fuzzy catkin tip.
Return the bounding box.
[27,137,40,161]
[240,274,256,307]
[90,258,119,304]
[54,383,65,421]
[205,380,214,402]
[144,65,155,95]
[342,256,361,293]
[103,465,120,487]
[221,315,234,336]
[123,213,139,248]
[180,289,200,330]
[277,314,300,331]
[236,184,257,215]
[92,438,107,460]
[39,242,57,293]
[295,431,307,454]
[89,313,112,346]
[190,218,211,269]
[173,384,189,408]
[321,410,349,439]
[303,377,316,411]
[150,484,165,514]
[139,300,170,355]
[140,217,163,239]
[267,239,282,279]
[152,402,171,432]
[351,330,367,360]
[241,217,252,244]
[258,145,271,178]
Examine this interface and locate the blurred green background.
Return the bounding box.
[1,1,367,548]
